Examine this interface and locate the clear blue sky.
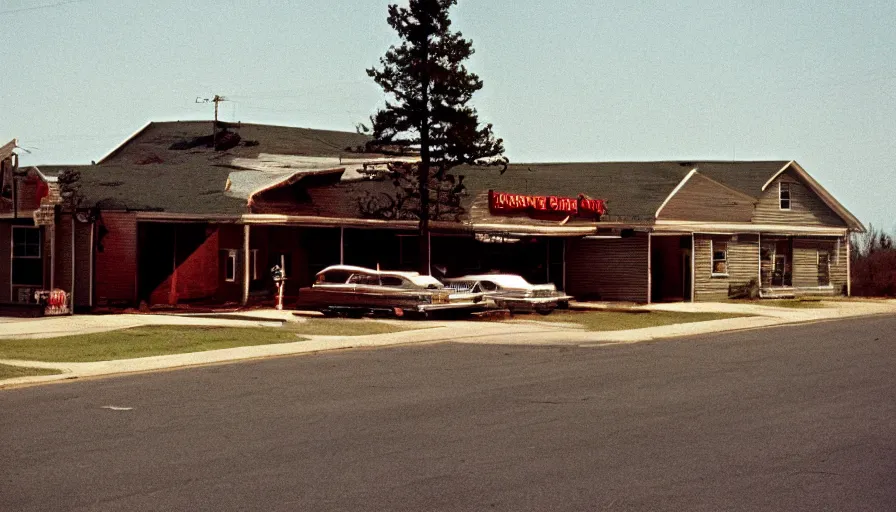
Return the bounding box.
[1,0,894,230]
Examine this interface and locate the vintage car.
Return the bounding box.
[296,265,488,318]
[443,274,572,315]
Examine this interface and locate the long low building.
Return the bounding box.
[0,121,864,311]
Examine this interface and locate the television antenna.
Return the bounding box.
[195,95,229,147]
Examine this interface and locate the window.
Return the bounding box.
[348,273,379,286]
[711,240,728,276]
[817,250,831,287]
[479,280,499,292]
[779,182,791,210]
[13,227,41,258]
[224,249,237,282]
[12,227,43,287]
[380,276,406,288]
[317,269,353,284]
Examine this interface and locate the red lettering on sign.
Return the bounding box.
[488,190,607,218]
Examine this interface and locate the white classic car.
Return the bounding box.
[296,265,488,318]
[443,274,572,315]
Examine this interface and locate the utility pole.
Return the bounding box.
[195,95,228,148]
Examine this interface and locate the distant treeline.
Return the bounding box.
[851,225,896,297]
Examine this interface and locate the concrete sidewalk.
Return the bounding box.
[2,300,895,388]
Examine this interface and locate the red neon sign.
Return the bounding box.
[488,190,607,217]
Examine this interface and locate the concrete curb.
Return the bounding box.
[2,300,895,389]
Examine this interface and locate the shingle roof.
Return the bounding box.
[37,164,247,215]
[694,161,790,198]
[98,120,382,166]
[35,120,799,223]
[35,158,798,221]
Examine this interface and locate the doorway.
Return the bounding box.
[651,235,693,302]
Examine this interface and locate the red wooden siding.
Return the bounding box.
[566,233,649,302]
[95,212,138,306]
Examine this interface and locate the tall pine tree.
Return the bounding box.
[365,0,505,274]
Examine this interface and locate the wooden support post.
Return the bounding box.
[242,224,250,306]
[70,216,75,313]
[89,222,94,307]
[561,239,567,292]
[846,234,851,297]
[340,226,345,265]
[49,224,55,289]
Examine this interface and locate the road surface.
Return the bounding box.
[2,315,895,511]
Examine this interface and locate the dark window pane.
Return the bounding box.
[380,276,404,287]
[13,228,41,258]
[12,258,43,286]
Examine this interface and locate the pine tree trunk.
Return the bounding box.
[418,30,432,275]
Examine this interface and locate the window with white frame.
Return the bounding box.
[11,226,43,286]
[711,240,728,276]
[223,249,237,282]
[779,182,792,210]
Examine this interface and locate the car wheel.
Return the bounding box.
[535,305,556,316]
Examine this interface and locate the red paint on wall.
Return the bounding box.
[148,225,220,305]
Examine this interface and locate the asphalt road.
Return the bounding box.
[2,315,895,511]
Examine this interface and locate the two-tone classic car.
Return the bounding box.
[296,265,489,318]
[443,274,572,315]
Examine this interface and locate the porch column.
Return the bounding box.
[339,227,345,265]
[846,234,852,297]
[89,222,95,307]
[242,224,250,306]
[70,216,75,311]
[757,232,762,298]
[49,225,55,289]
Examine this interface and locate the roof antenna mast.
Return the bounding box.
[195,95,228,148]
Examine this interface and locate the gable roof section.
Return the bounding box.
[691,161,791,198]
[655,171,756,222]
[761,161,864,231]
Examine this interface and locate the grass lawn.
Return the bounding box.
[0,319,410,363]
[0,363,61,380]
[518,310,748,331]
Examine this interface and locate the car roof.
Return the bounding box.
[449,274,533,288]
[317,265,443,287]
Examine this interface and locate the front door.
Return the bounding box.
[772,254,786,287]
